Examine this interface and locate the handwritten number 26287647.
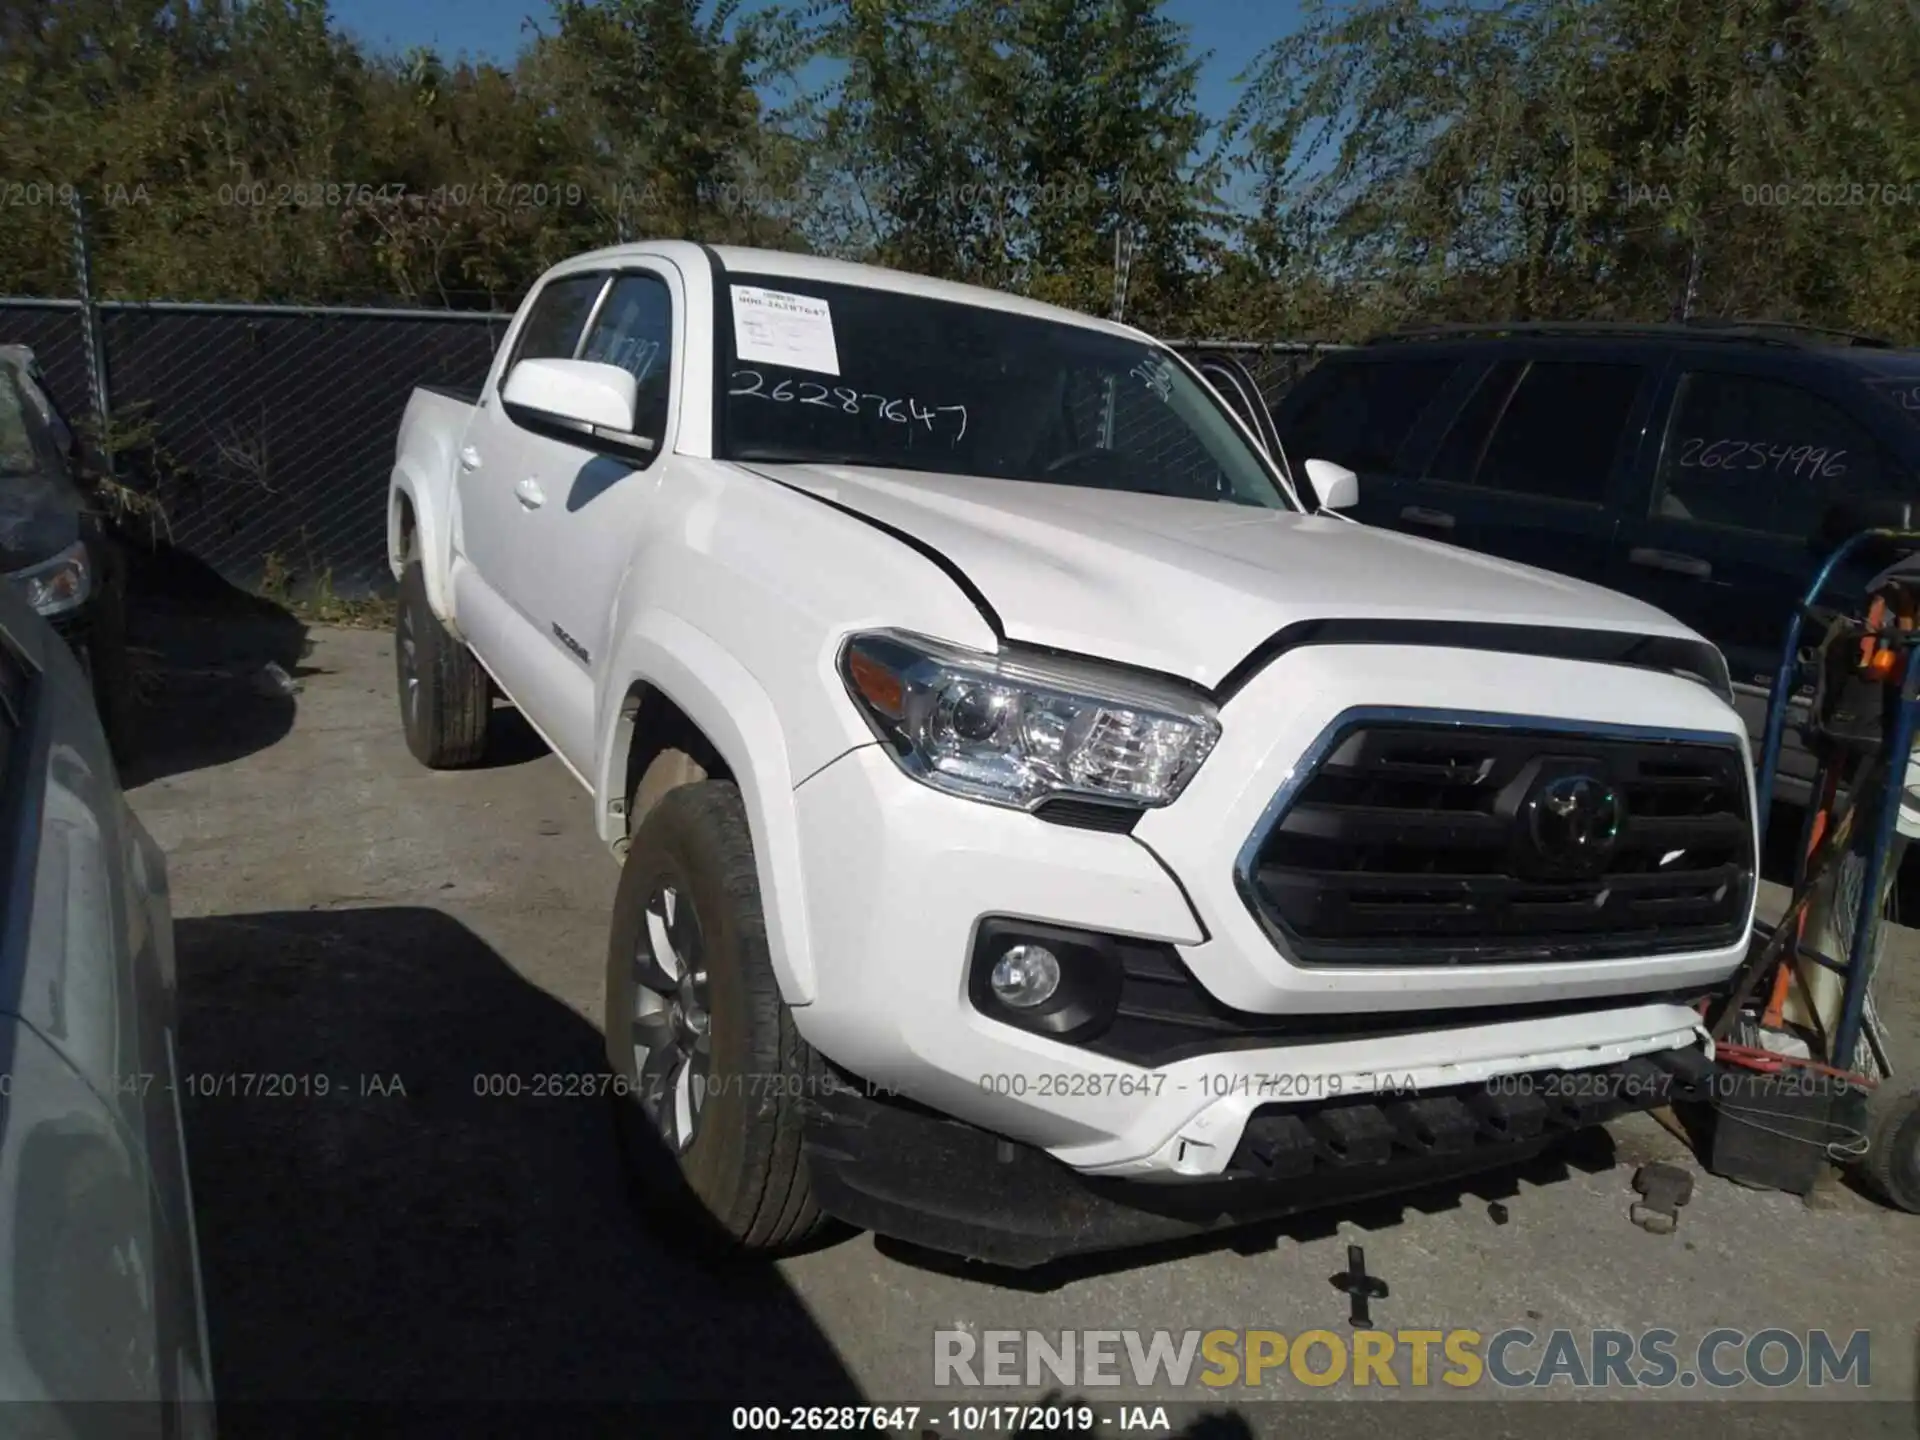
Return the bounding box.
[728,369,967,442]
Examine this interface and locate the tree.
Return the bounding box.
[810,0,1214,324]
[1229,0,1920,339]
[527,0,811,249]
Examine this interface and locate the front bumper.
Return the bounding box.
[803,1042,1716,1268]
[787,641,1752,1183]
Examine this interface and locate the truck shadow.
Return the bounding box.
[117,546,308,788]
[470,699,555,769]
[172,906,862,1419]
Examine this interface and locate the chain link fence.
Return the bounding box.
[1,296,510,595]
[0,293,1342,599]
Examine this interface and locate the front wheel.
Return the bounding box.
[394,561,489,768]
[604,780,832,1255]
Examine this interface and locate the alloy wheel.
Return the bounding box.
[397,604,421,729]
[630,884,712,1153]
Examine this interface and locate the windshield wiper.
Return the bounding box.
[726,446,887,467]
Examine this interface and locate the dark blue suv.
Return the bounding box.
[1268,321,1920,801]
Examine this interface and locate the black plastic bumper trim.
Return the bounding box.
[801,1043,1712,1268]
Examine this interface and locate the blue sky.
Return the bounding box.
[324,0,1305,125]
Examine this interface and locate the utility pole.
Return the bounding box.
[1110,225,1135,323]
[69,188,114,469]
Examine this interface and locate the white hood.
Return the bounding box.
[741,462,1704,688]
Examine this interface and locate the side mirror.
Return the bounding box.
[1811,496,1920,564]
[1302,457,1360,511]
[500,358,651,458]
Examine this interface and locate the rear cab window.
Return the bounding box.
[1652,371,1902,536]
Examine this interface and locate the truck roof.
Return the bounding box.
[557,239,1155,346]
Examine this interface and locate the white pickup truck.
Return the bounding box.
[389,241,1756,1267]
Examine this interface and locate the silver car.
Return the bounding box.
[0,581,213,1433]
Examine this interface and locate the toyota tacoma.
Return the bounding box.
[388,242,1755,1266]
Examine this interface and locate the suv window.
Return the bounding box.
[1278,359,1457,472]
[1654,372,1895,536]
[580,272,674,444]
[1426,361,1521,486]
[509,273,608,368]
[1429,360,1642,504]
[1864,373,1920,433]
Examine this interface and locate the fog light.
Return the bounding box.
[989,944,1061,1009]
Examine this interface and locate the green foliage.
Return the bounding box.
[0,0,1913,340]
[805,0,1216,326]
[1231,0,1920,338]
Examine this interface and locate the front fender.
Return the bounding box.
[594,612,818,1006]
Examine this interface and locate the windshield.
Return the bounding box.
[0,370,45,478]
[715,274,1293,508]
[1865,373,1920,432]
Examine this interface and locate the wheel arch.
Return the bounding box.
[388,469,453,622]
[595,612,818,1006]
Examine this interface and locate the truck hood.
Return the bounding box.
[739,462,1705,688]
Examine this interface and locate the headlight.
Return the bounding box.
[8,539,90,617]
[838,630,1220,810]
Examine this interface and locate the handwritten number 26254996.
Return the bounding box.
[1676,437,1850,479]
[728,369,967,442]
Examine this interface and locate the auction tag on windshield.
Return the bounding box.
[730,285,840,376]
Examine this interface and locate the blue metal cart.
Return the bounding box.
[1709,515,1920,1210]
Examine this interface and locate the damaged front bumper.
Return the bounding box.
[802,1041,1716,1268]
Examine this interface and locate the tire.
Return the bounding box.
[1860,1088,1920,1213]
[604,780,830,1255]
[395,560,489,768]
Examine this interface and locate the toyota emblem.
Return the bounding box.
[1524,773,1625,874]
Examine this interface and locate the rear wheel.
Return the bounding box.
[605,780,831,1255]
[395,561,489,768]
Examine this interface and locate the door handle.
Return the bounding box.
[514,477,546,509]
[1400,505,1456,530]
[1629,546,1712,579]
[459,446,483,472]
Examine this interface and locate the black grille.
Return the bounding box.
[1241,721,1754,964]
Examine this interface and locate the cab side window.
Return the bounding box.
[508,274,608,370]
[579,273,675,449]
[1653,373,1893,536]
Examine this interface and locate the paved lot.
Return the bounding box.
[124,609,1917,1433]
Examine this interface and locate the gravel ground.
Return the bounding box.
[121,609,1918,1438]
